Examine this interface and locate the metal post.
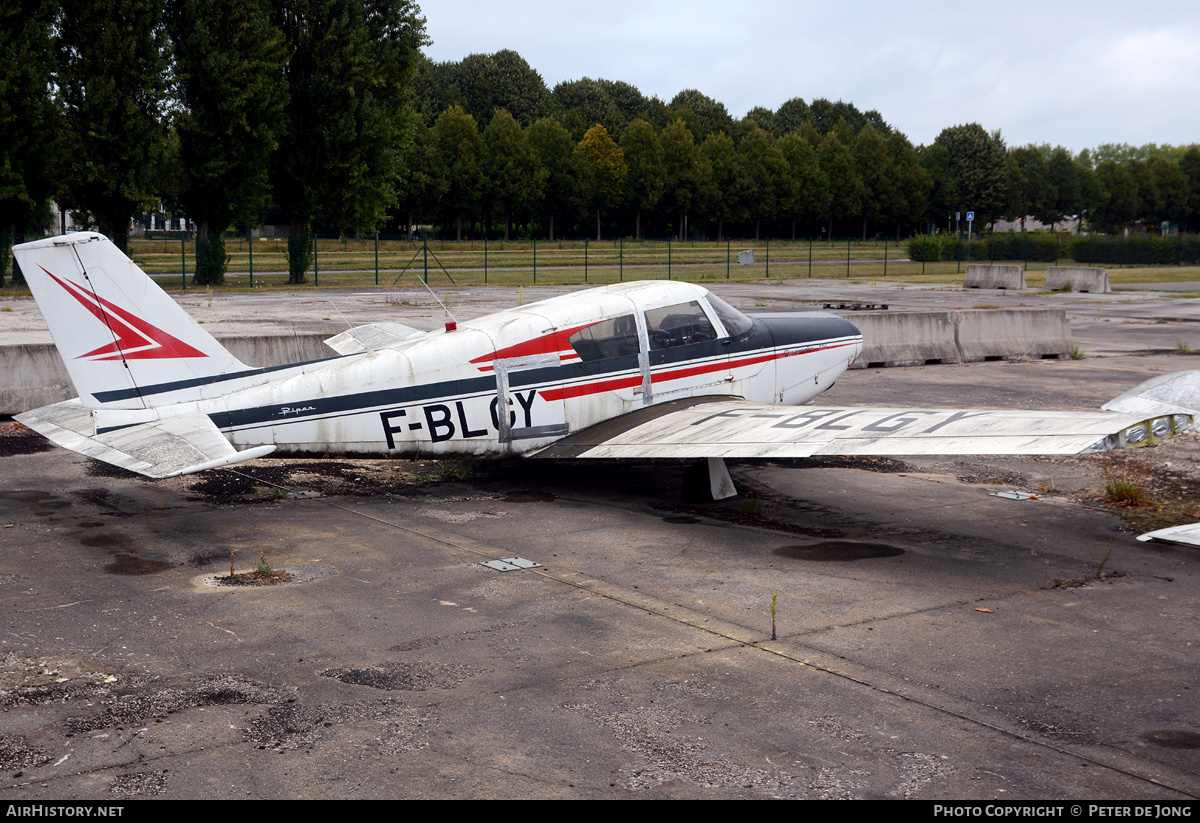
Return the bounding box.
[484,235,488,284]
[422,233,428,284]
[533,237,537,284]
[956,233,961,274]
[1024,232,1029,271]
[181,233,186,290]
[846,235,851,278]
[726,238,730,279]
[765,238,770,278]
[921,234,926,276]
[248,228,253,287]
[1055,233,1060,266]
[584,238,588,283]
[808,236,813,278]
[619,237,623,282]
[883,237,887,277]
[313,234,319,287]
[667,237,671,280]
[374,233,379,285]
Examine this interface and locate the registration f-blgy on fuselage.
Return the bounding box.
[12,232,1198,500]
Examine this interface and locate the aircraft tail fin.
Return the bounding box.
[12,233,248,409]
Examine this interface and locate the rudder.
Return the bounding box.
[13,233,247,409]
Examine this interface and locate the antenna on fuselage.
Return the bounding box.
[414,277,458,331]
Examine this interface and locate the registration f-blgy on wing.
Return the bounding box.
[11,232,1199,500]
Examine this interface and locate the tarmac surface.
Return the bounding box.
[0,278,1198,800]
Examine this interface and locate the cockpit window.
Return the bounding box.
[706,294,754,338]
[568,314,639,362]
[645,301,717,350]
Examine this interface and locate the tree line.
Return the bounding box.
[0,0,428,285]
[3,7,1200,288]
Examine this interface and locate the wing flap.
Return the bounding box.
[533,398,1190,459]
[17,401,275,478]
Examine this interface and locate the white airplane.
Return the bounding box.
[11,232,1200,500]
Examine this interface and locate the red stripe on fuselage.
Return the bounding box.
[470,322,597,370]
[538,340,857,402]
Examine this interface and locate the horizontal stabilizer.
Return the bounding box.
[324,323,425,355]
[16,401,275,478]
[533,397,1190,459]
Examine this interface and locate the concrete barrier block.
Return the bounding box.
[2,344,75,414]
[964,264,1026,289]
[844,311,961,368]
[952,308,1070,362]
[0,333,335,416]
[1045,266,1110,293]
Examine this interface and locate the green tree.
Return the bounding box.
[1093,160,1139,231]
[851,124,891,239]
[818,131,863,237]
[597,79,648,127]
[1039,146,1082,230]
[527,117,580,240]
[553,78,622,140]
[483,110,542,240]
[1180,146,1200,231]
[1144,155,1189,227]
[575,124,627,240]
[395,118,437,238]
[702,131,741,241]
[929,123,1007,223]
[1006,145,1047,225]
[738,125,788,240]
[778,132,829,238]
[774,97,810,136]
[169,0,287,285]
[745,106,776,136]
[0,0,57,284]
[453,50,551,127]
[669,89,732,140]
[272,0,428,282]
[658,119,707,240]
[432,105,482,240]
[620,118,664,240]
[884,132,928,237]
[56,0,172,253]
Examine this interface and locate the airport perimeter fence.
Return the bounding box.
[116,231,1200,291]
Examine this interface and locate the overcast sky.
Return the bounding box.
[422,0,1200,153]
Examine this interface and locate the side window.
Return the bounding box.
[568,314,640,362]
[645,301,717,351]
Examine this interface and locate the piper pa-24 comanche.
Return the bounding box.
[12,232,1200,501]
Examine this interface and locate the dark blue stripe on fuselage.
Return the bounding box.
[190,316,856,433]
[92,354,350,404]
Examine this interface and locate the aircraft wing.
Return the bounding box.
[16,400,276,478]
[532,396,1190,460]
[1137,523,1200,548]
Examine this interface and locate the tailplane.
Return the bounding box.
[12,233,248,409]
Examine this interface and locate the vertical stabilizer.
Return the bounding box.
[13,233,248,409]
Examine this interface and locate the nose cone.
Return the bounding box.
[753,312,862,348]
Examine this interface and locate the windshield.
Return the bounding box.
[706,294,754,338]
